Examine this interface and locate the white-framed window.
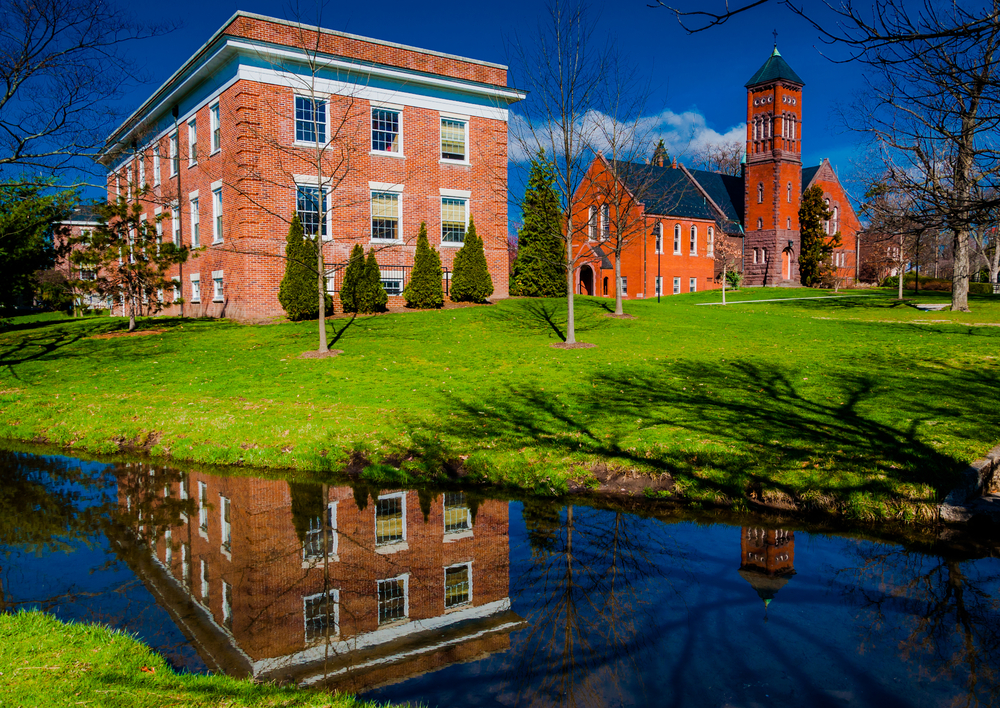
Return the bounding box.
[190,195,200,247]
[380,269,404,296]
[126,166,132,191]
[171,202,180,245]
[138,157,144,188]
[762,247,767,261]
[833,205,840,233]
[154,210,163,243]
[689,225,697,255]
[190,274,201,303]
[689,277,697,292]
[588,206,596,240]
[377,575,408,624]
[222,580,233,629]
[153,145,161,186]
[441,197,467,244]
[673,224,681,254]
[200,559,209,604]
[182,543,190,585]
[172,276,180,303]
[440,117,467,162]
[210,102,221,153]
[198,481,208,530]
[295,96,327,144]
[164,528,172,568]
[212,271,224,302]
[619,276,628,296]
[654,222,662,254]
[707,226,714,256]
[296,185,329,239]
[375,493,405,546]
[753,248,758,264]
[220,495,231,552]
[371,191,400,242]
[371,106,401,154]
[304,589,339,641]
[188,118,197,166]
[443,492,472,533]
[445,562,472,609]
[824,198,831,234]
[601,204,610,239]
[655,276,663,296]
[304,502,338,560]
[212,187,222,243]
[673,277,681,295]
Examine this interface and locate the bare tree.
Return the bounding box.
[691,138,744,176]
[0,0,174,186]
[715,231,743,304]
[508,0,609,346]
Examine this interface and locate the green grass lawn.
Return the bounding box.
[2,288,999,519]
[0,611,380,707]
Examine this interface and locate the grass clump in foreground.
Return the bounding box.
[0,611,378,707]
[1,288,999,518]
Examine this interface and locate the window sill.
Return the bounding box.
[673,251,682,256]
[198,527,208,539]
[444,601,472,614]
[375,541,409,554]
[370,150,404,159]
[370,238,403,245]
[210,148,221,156]
[212,298,223,303]
[191,299,201,304]
[439,158,470,166]
[444,529,474,542]
[221,547,231,561]
[212,238,222,245]
[440,241,464,248]
[188,162,197,169]
[292,141,331,149]
[302,554,340,568]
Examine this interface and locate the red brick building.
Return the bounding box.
[118,468,519,691]
[572,46,860,298]
[98,12,524,319]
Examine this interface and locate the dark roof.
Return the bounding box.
[687,169,744,233]
[745,47,804,88]
[590,243,613,270]
[801,165,820,191]
[611,161,718,221]
[738,567,794,602]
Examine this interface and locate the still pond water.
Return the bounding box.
[3,449,1000,707]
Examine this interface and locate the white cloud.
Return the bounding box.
[509,107,746,164]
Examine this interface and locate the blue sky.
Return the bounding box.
[109,0,868,196]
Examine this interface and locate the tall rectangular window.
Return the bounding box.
[440,118,466,161]
[655,276,663,296]
[689,277,697,292]
[654,223,662,254]
[213,271,223,302]
[198,481,208,531]
[295,96,327,143]
[138,158,144,187]
[372,108,400,153]
[689,226,697,255]
[588,207,596,240]
[445,563,472,608]
[210,103,221,153]
[707,227,714,256]
[172,276,180,303]
[443,492,471,533]
[153,146,160,186]
[673,225,681,254]
[212,188,222,243]
[619,276,628,296]
[190,276,201,303]
[441,198,467,244]
[164,528,172,569]
[182,543,190,585]
[296,186,328,238]
[378,576,407,624]
[155,218,163,243]
[304,502,337,560]
[304,589,339,641]
[601,204,610,239]
[200,559,209,604]
[220,495,231,552]
[371,191,399,241]
[375,494,404,545]
[222,580,233,629]
[188,119,197,166]
[190,197,199,247]
[673,277,681,295]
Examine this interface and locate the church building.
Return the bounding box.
[573,46,859,297]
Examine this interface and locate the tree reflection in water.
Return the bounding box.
[834,542,1000,708]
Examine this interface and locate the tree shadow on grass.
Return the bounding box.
[406,355,1000,504]
[483,298,612,342]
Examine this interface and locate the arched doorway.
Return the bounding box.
[579,265,594,295]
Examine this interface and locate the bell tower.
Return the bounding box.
[743,46,804,285]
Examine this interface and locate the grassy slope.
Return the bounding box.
[0,611,378,708]
[1,289,998,516]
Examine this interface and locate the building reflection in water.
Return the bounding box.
[115,467,520,693]
[738,527,795,616]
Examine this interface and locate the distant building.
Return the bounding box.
[573,45,860,298]
[738,526,796,613]
[99,12,525,319]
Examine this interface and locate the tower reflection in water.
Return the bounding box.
[115,466,521,692]
[738,526,795,617]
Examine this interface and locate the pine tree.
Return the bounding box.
[357,248,388,314]
[339,244,365,313]
[403,222,444,308]
[450,216,493,303]
[798,185,840,287]
[278,215,321,321]
[511,153,565,297]
[651,138,670,166]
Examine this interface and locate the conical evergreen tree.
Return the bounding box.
[357,248,388,313]
[450,216,493,303]
[403,223,444,308]
[798,185,840,286]
[512,153,565,297]
[651,138,670,166]
[339,243,365,313]
[278,215,320,321]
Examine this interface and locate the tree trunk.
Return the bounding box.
[721,265,727,305]
[952,227,971,311]
[564,220,576,345]
[614,252,623,316]
[317,242,328,353]
[128,312,136,332]
[952,113,974,312]
[990,237,1000,288]
[898,255,904,300]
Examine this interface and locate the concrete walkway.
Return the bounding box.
[696,294,874,306]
